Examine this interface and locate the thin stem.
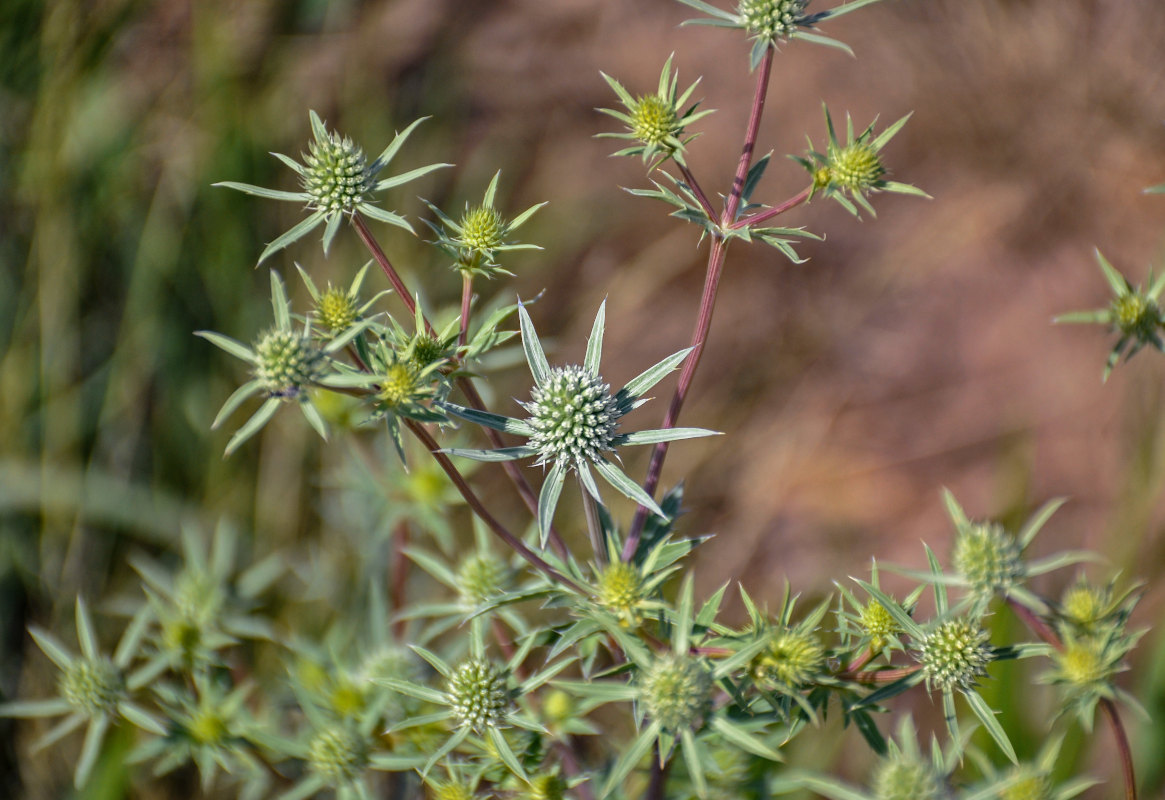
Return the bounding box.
[404,418,584,594]
[351,213,435,336]
[623,47,777,559]
[1007,595,1138,799]
[730,186,811,229]
[459,271,473,349]
[1100,698,1138,800]
[722,45,775,226]
[840,664,922,684]
[677,163,716,222]
[581,481,607,566]
[350,214,570,556]
[623,236,729,559]
[844,647,874,674]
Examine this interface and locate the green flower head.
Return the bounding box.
[919,618,993,693]
[794,105,927,218]
[677,0,891,68]
[423,171,546,278]
[215,111,450,265]
[598,53,714,169]
[1055,249,1165,381]
[440,300,719,545]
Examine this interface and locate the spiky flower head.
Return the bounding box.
[303,129,371,215]
[377,360,425,410]
[872,755,946,800]
[215,112,448,264]
[316,286,360,333]
[998,769,1053,800]
[640,653,713,732]
[919,618,993,692]
[525,773,567,800]
[61,657,124,716]
[598,54,713,169]
[738,0,810,40]
[953,521,1024,598]
[795,105,925,218]
[1055,250,1165,380]
[253,328,325,399]
[859,600,901,650]
[526,366,621,465]
[308,726,370,785]
[459,206,505,253]
[595,561,647,628]
[752,629,825,688]
[1057,576,1137,631]
[457,554,510,607]
[448,658,512,731]
[1053,634,1121,690]
[440,301,717,543]
[434,781,476,800]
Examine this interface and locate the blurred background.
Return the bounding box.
[2,0,1165,796]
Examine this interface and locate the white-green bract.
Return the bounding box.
[439,301,718,545]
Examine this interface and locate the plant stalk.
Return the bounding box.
[459,271,473,349]
[623,46,777,559]
[405,418,584,594]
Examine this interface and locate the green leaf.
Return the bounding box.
[374,678,448,706]
[518,303,551,387]
[438,402,534,436]
[0,698,72,718]
[224,398,282,456]
[709,717,783,761]
[964,689,1016,763]
[585,300,606,376]
[593,459,665,519]
[212,181,310,203]
[788,774,869,800]
[600,722,660,799]
[618,427,719,446]
[299,399,328,441]
[538,461,568,545]
[374,162,452,192]
[357,203,415,232]
[257,212,326,266]
[75,597,97,661]
[195,331,256,363]
[119,701,166,735]
[1094,249,1129,296]
[442,446,537,462]
[321,211,343,256]
[487,725,528,781]
[674,0,738,22]
[622,348,692,398]
[75,714,110,788]
[1017,497,1067,549]
[680,729,707,799]
[372,116,430,170]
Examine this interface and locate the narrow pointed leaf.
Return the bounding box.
[257,213,325,266]
[618,428,719,446]
[438,402,534,436]
[518,303,551,386]
[212,182,310,203]
[1017,497,1067,549]
[538,461,568,546]
[965,689,1016,763]
[372,116,430,169]
[585,301,606,376]
[601,723,660,799]
[224,398,282,456]
[622,348,692,398]
[593,459,665,519]
[75,714,111,788]
[374,162,451,191]
[195,331,255,363]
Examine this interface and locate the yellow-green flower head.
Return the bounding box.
[308,726,369,785]
[998,769,1053,800]
[1111,292,1159,340]
[640,653,713,733]
[60,657,124,716]
[829,141,886,192]
[953,521,1024,597]
[187,705,231,746]
[316,286,359,333]
[458,206,505,253]
[407,333,449,369]
[920,619,993,692]
[859,600,901,649]
[872,754,945,800]
[1060,581,1111,629]
[526,365,621,466]
[525,773,567,800]
[302,130,373,215]
[1055,636,1115,688]
[541,689,574,724]
[358,645,418,683]
[377,361,423,410]
[457,554,509,607]
[434,781,476,800]
[631,95,680,148]
[253,329,325,398]
[738,0,810,40]
[752,630,825,688]
[595,561,645,628]
[448,658,511,731]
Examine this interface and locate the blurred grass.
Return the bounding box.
[1,0,1165,796]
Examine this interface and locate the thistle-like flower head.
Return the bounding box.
[423,171,546,278]
[752,629,825,689]
[1055,249,1165,380]
[640,652,714,733]
[215,111,449,264]
[677,0,891,68]
[308,725,371,785]
[448,658,513,732]
[920,618,993,693]
[440,300,718,544]
[794,105,927,218]
[953,521,1023,598]
[598,54,713,169]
